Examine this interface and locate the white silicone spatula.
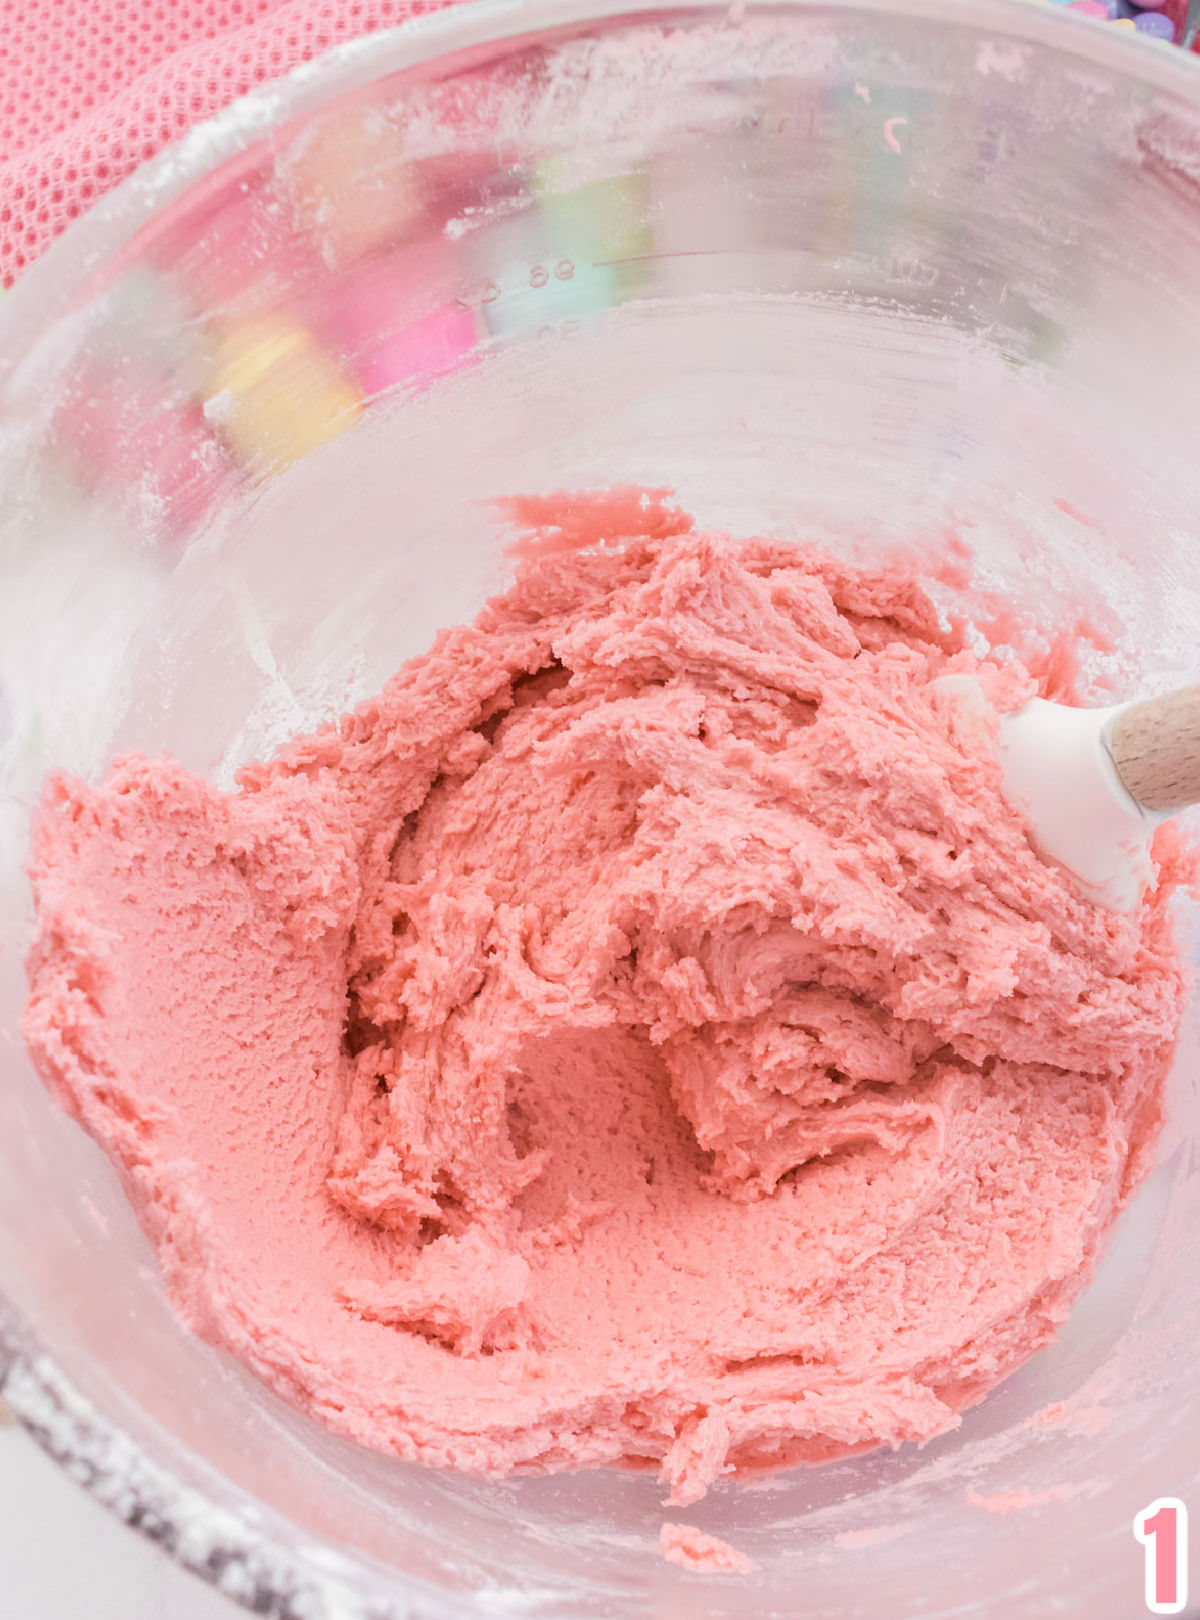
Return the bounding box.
[936,677,1200,912]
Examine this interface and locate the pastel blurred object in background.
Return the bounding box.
[56,360,229,535]
[278,105,425,268]
[202,318,364,480]
[315,243,480,397]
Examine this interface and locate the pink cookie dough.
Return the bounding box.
[24,509,1190,1505]
[659,1522,758,1572]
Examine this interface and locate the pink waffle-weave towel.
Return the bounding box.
[0,0,454,286]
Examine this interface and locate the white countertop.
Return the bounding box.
[0,1416,240,1619]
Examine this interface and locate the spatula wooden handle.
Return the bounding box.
[1110,685,1200,813]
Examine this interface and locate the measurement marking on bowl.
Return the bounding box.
[592,248,736,268]
[1135,1498,1189,1614]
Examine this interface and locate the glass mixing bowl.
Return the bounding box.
[2,1,1200,1615]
